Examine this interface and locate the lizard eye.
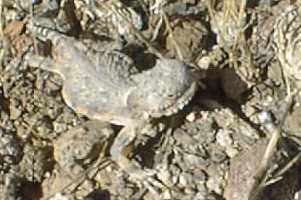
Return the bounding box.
[168,94,175,98]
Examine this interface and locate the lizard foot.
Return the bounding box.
[126,168,166,195]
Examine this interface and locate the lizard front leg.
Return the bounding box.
[25,55,53,69]
[110,124,165,194]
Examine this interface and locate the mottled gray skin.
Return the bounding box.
[27,22,196,186]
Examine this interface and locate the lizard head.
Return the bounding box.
[128,58,197,118]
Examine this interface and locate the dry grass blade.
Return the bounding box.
[272,152,301,180]
[260,152,301,188]
[0,0,4,66]
[42,136,113,200]
[161,11,184,60]
[0,0,3,39]
[28,3,39,55]
[42,157,113,200]
[206,0,257,85]
[100,0,163,59]
[249,87,301,199]
[273,12,294,96]
[206,0,247,49]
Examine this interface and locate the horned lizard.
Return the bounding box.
[25,19,197,190]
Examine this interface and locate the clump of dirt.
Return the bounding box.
[1,0,301,200]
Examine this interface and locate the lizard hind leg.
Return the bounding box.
[110,125,139,170]
[24,54,64,79]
